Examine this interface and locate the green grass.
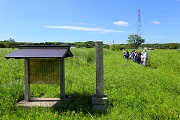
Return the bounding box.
[0,48,180,119]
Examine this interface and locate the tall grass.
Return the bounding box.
[0,48,180,119]
[148,49,180,76]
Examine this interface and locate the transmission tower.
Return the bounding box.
[137,9,141,37]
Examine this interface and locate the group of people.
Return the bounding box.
[123,49,148,66]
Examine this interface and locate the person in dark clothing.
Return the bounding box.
[137,52,142,64]
[131,50,135,60]
[123,50,129,60]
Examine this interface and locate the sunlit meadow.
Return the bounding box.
[0,48,180,119]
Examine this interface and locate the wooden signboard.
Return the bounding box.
[29,59,60,84]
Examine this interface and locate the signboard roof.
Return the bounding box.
[5,45,73,59]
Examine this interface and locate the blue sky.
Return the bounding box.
[0,0,180,44]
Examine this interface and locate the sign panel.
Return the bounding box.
[29,59,60,84]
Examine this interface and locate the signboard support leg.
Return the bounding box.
[24,58,30,102]
[60,58,66,99]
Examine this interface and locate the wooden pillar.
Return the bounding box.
[60,58,65,98]
[24,58,30,102]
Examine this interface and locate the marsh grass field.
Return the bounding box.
[0,48,180,119]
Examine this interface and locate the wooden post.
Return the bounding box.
[24,58,30,102]
[60,58,65,98]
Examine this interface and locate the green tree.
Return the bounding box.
[127,34,145,49]
[4,38,18,48]
[109,44,126,51]
[74,42,85,48]
[84,41,95,48]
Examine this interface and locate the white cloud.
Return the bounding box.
[151,21,160,24]
[42,26,126,33]
[114,21,129,26]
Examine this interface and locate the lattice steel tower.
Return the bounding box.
[137,9,141,37]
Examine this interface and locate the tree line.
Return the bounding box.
[110,34,180,50]
[0,38,96,49]
[109,43,180,51]
[0,37,179,50]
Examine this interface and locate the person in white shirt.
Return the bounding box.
[142,49,148,66]
[140,52,144,64]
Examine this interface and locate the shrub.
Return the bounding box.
[109,44,126,51]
